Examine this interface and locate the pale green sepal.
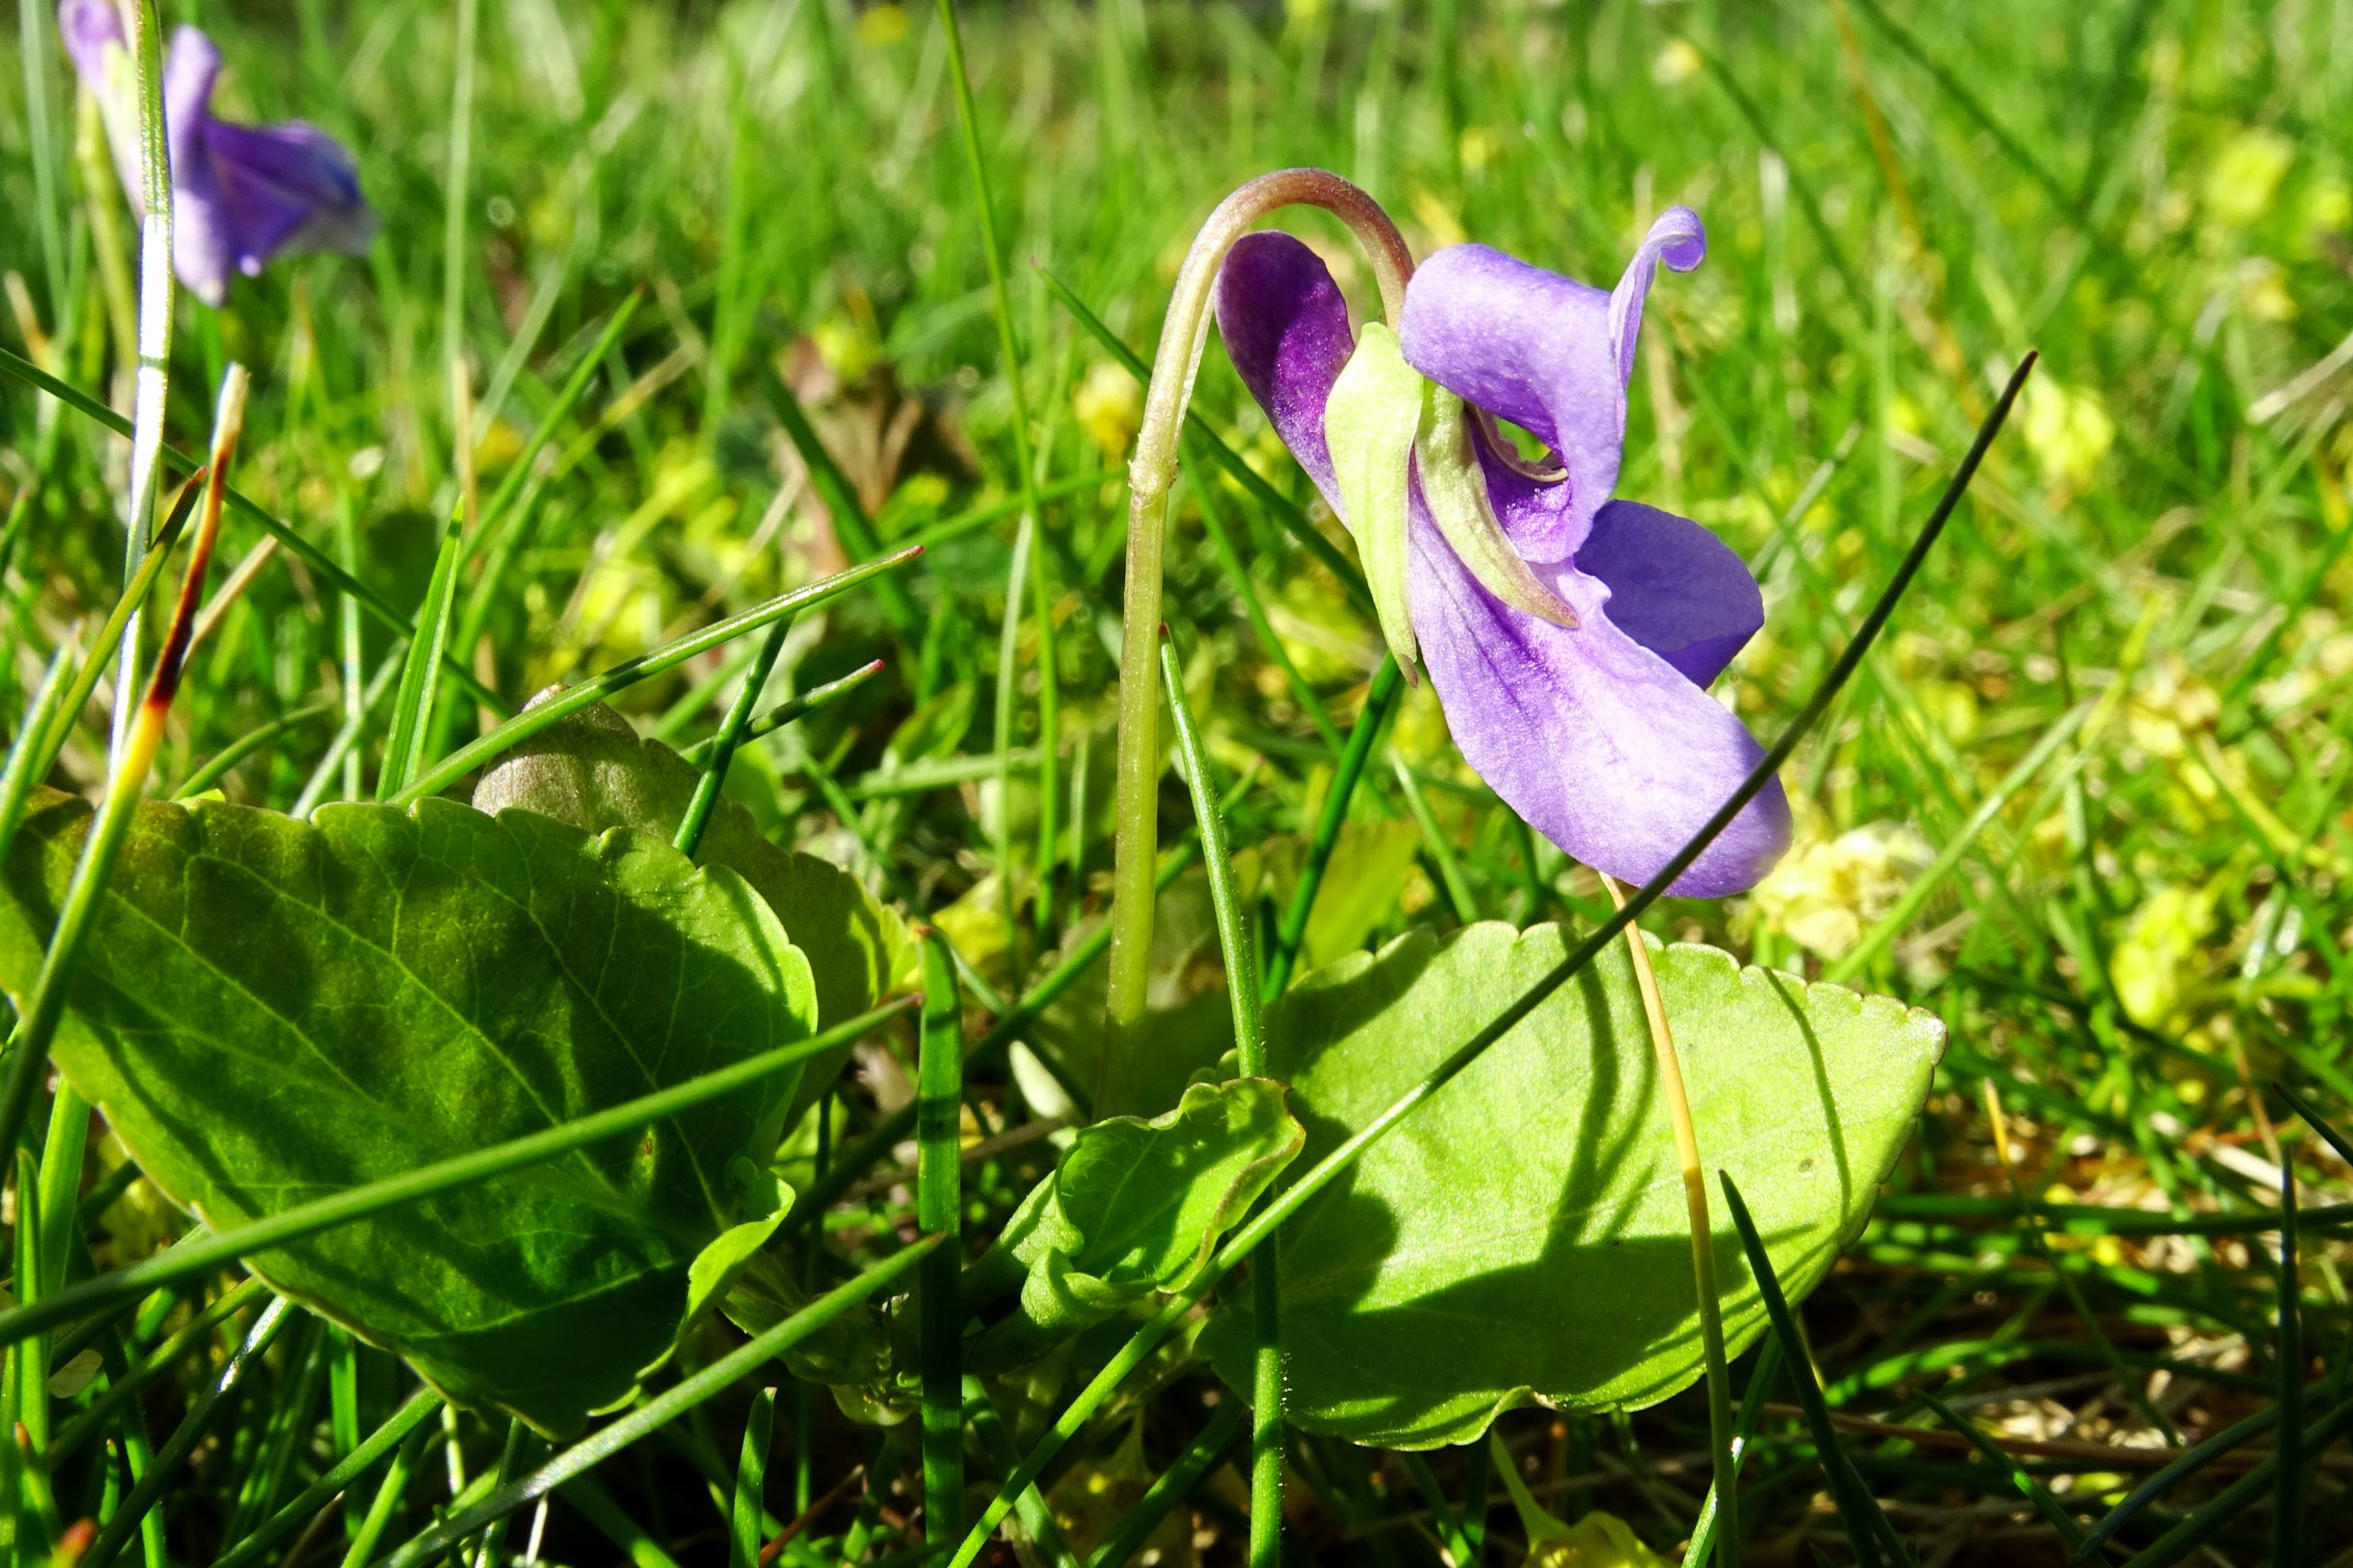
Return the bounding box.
[1323,322,1427,675]
[622,1204,789,1395]
[1415,387,1580,630]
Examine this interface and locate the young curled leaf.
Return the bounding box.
[962,1078,1303,1370]
[1415,387,1580,633]
[1323,321,1428,675]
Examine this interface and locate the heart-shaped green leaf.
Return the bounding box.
[473,699,915,1129]
[1206,922,1942,1448]
[968,1078,1303,1368]
[0,789,818,1435]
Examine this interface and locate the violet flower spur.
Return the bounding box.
[60,0,378,306]
[1213,208,1792,896]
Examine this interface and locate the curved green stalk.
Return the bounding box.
[1106,168,1413,1105]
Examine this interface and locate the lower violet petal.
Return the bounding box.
[1409,515,1789,897]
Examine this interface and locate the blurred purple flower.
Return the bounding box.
[60,0,376,306]
[1213,210,1791,896]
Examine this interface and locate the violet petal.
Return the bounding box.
[1409,513,1789,896]
[1213,230,1356,508]
[1572,499,1763,687]
[162,25,235,306]
[1398,208,1706,551]
[206,117,379,271]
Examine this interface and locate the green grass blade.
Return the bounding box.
[52,1277,273,1462]
[439,0,478,374]
[388,546,923,805]
[1261,655,1405,1001]
[729,1387,777,1568]
[961,1376,1083,1568]
[170,706,332,799]
[1161,636,1263,1062]
[2072,1403,2282,1561]
[0,639,80,869]
[1916,1390,2086,1549]
[2110,1399,2353,1568]
[675,617,792,859]
[83,1297,293,1568]
[1719,1174,1900,1568]
[209,1385,444,1568]
[918,928,966,1545]
[374,501,467,799]
[761,367,925,638]
[373,1233,944,1568]
[2273,1169,2303,1567]
[1187,448,1344,754]
[337,1418,435,1568]
[678,658,885,766]
[1826,699,2093,984]
[111,0,174,759]
[1160,632,1283,1565]
[1686,1335,1783,1566]
[1088,1400,1245,1568]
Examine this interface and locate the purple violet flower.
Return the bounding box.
[1213,209,1791,896]
[60,0,377,306]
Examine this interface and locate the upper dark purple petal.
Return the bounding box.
[1398,209,1705,555]
[1213,230,1357,508]
[206,118,378,269]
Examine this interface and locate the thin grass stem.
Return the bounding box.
[209,1386,444,1568]
[1604,874,1737,1567]
[730,1388,778,1568]
[1087,1400,1245,1568]
[1260,656,1405,1002]
[388,547,922,805]
[1159,634,1282,1563]
[676,618,792,859]
[917,929,966,1545]
[83,1298,292,1568]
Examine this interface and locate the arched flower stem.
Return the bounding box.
[1105,168,1412,1094]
